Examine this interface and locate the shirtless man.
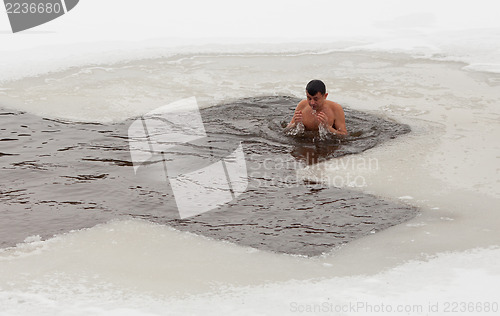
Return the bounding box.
[287,80,347,135]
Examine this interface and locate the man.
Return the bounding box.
[287,80,347,135]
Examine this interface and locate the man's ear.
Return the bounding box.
[324,93,328,99]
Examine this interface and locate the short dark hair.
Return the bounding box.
[306,80,326,96]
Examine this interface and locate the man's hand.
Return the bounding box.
[316,111,345,135]
[315,111,328,126]
[292,110,303,124]
[287,109,303,128]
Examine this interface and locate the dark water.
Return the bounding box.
[0,96,415,256]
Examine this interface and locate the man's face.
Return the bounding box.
[306,91,327,111]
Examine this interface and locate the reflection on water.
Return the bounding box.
[290,144,340,165]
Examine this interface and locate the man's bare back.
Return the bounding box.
[287,80,347,135]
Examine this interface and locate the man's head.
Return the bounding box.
[306,80,328,111]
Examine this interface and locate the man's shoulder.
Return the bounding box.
[326,100,344,112]
[297,99,308,108]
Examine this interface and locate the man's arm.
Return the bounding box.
[331,105,347,135]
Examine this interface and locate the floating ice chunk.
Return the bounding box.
[398,196,414,200]
[406,222,426,227]
[440,217,455,221]
[23,235,42,243]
